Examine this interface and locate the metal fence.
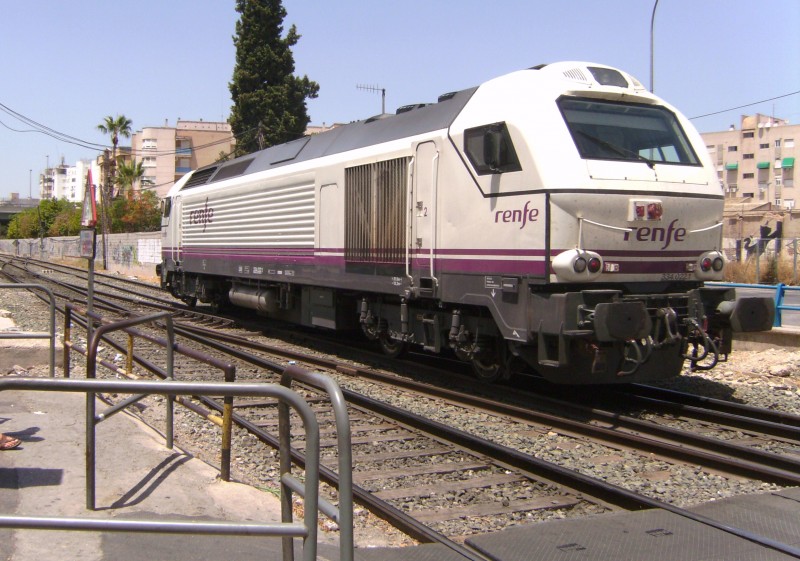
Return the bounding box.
[722,237,799,285]
[0,377,329,561]
[1,305,355,561]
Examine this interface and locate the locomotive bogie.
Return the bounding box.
[160,61,774,384]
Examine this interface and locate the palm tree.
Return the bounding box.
[96,115,133,269]
[97,115,133,157]
[115,159,144,199]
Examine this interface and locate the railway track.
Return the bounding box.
[1,255,799,556]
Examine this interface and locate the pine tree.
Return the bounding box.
[229,0,319,155]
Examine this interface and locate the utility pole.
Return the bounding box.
[357,84,386,115]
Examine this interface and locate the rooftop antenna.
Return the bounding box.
[357,84,386,114]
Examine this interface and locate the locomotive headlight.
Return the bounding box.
[553,249,604,282]
[695,251,725,280]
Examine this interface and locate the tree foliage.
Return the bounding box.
[6,199,82,239]
[109,190,162,233]
[97,115,133,154]
[4,192,161,239]
[116,158,145,198]
[229,0,319,155]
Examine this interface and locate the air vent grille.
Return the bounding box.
[563,68,588,82]
[181,167,217,190]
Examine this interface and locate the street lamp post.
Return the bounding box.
[650,0,660,92]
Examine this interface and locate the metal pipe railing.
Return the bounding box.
[281,364,354,561]
[0,376,325,561]
[0,283,56,377]
[63,304,238,481]
[710,282,800,327]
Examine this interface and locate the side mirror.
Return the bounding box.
[483,129,504,172]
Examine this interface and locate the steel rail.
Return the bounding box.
[629,383,800,428]
[173,321,800,485]
[5,257,800,558]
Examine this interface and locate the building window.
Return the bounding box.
[142,156,157,167]
[784,199,795,209]
[759,143,769,149]
[786,139,795,148]
[728,146,738,152]
[743,153,754,160]
[775,139,782,148]
[142,139,157,150]
[743,173,754,179]
[743,131,754,138]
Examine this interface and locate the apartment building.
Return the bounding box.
[702,114,797,209]
[131,119,235,198]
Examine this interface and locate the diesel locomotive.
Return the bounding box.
[159,61,774,384]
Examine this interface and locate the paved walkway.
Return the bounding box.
[0,379,342,560]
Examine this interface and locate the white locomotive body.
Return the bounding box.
[159,62,773,383]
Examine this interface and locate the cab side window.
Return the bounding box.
[464,122,522,175]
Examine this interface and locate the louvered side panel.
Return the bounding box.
[182,181,315,248]
[345,157,408,264]
[345,164,372,262]
[376,158,407,263]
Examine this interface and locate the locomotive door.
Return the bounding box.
[411,141,439,292]
[169,195,183,265]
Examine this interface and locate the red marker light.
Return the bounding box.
[588,257,602,273]
[647,202,663,220]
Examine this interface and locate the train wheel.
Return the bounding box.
[471,356,503,382]
[378,334,406,358]
[471,338,506,383]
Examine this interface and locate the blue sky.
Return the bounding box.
[1,0,798,198]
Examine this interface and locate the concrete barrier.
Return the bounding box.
[0,232,161,281]
[733,326,800,352]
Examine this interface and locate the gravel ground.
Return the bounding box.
[1,283,799,547]
[653,346,800,416]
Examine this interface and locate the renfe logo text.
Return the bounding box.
[495,201,539,229]
[188,198,214,233]
[623,218,686,249]
[188,207,214,226]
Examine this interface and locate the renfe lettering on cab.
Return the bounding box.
[623,218,686,250]
[495,201,539,229]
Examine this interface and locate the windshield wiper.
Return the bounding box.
[577,131,656,169]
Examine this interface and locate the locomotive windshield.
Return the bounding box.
[558,98,700,166]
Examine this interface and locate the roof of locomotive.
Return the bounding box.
[180,84,479,191]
